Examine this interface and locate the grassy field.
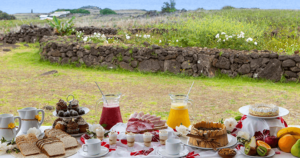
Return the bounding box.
[0,43,300,126]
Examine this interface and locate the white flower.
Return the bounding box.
[89,124,101,133]
[215,34,219,38]
[223,39,225,42]
[105,40,108,43]
[7,145,13,150]
[224,118,237,132]
[27,127,41,138]
[221,32,226,35]
[139,35,141,37]
[228,36,232,38]
[126,35,130,40]
[101,34,106,39]
[176,39,178,42]
[136,34,138,37]
[226,38,228,40]
[237,131,250,140]
[94,32,97,35]
[83,37,88,42]
[254,42,257,45]
[246,38,253,42]
[225,35,228,38]
[240,31,244,35]
[147,35,151,38]
[0,144,7,155]
[217,39,221,42]
[175,125,189,136]
[159,40,162,43]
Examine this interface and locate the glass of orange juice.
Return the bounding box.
[167,94,193,129]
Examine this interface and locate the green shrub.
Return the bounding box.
[161,0,176,13]
[47,16,75,36]
[0,10,16,20]
[100,8,117,15]
[55,9,90,14]
[222,6,236,10]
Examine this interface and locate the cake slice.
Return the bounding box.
[16,133,40,156]
[36,138,65,157]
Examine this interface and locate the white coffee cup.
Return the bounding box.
[82,139,101,156]
[166,139,185,155]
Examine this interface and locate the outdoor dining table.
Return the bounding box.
[1,126,299,158]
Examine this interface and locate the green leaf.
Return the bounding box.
[1,137,7,143]
[101,124,107,128]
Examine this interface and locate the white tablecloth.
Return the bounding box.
[0,126,298,158]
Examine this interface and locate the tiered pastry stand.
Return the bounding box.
[52,107,90,137]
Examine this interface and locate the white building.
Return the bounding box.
[49,11,71,18]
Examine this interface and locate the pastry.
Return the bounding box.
[44,129,78,149]
[70,109,79,116]
[53,118,63,128]
[56,99,68,113]
[188,121,228,149]
[79,108,85,115]
[249,103,279,117]
[68,99,79,112]
[63,118,72,124]
[58,110,64,117]
[76,117,89,133]
[16,133,40,156]
[36,138,65,157]
[64,111,70,117]
[66,121,79,134]
[55,121,67,131]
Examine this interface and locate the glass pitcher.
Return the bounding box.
[97,93,123,130]
[166,93,193,129]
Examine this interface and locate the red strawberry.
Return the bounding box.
[121,139,127,145]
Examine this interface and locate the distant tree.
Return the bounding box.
[100,8,117,15]
[161,0,176,13]
[221,6,236,10]
[55,9,90,14]
[0,10,16,20]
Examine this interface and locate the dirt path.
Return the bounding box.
[0,46,299,126]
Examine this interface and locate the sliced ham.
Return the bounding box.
[148,116,161,121]
[140,113,150,119]
[130,112,138,118]
[126,118,154,133]
[152,120,166,127]
[136,112,144,119]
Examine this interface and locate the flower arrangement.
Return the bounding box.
[0,137,20,155]
[35,115,41,122]
[224,118,237,133]
[27,127,41,138]
[86,124,109,138]
[174,124,189,137]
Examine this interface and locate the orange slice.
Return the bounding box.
[257,140,271,153]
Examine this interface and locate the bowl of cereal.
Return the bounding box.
[218,148,236,158]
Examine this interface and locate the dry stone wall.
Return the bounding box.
[40,36,300,82]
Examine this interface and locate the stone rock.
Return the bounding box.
[66,51,73,57]
[131,60,138,68]
[278,55,289,60]
[71,57,78,63]
[105,53,115,62]
[238,64,251,75]
[181,61,192,69]
[234,54,251,64]
[176,55,185,63]
[49,50,61,57]
[83,55,98,67]
[119,62,134,71]
[243,73,253,78]
[42,105,54,111]
[77,51,84,58]
[49,56,60,63]
[164,60,181,74]
[123,56,132,63]
[60,58,69,65]
[250,58,262,71]
[182,69,193,76]
[143,41,150,47]
[284,71,297,78]
[282,59,295,67]
[152,45,160,49]
[197,54,216,77]
[138,59,160,72]
[290,67,300,72]
[3,49,11,52]
[292,56,300,63]
[262,58,270,66]
[101,62,116,69]
[215,57,230,70]
[269,53,278,59]
[286,78,298,83]
[40,70,58,76]
[257,59,283,82]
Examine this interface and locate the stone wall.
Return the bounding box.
[40,36,300,82]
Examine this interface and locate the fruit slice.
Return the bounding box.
[278,134,297,153]
[277,127,300,138]
[257,146,268,156]
[245,136,257,156]
[257,140,271,154]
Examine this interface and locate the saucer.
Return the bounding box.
[78,147,109,158]
[158,147,189,158]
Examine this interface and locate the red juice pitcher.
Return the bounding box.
[98,93,123,130]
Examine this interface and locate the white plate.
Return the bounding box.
[240,147,275,157]
[53,107,90,118]
[239,105,289,119]
[158,147,189,158]
[180,134,237,150]
[78,147,109,158]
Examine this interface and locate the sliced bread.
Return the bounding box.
[45,128,78,149]
[36,138,65,157]
[16,133,40,156]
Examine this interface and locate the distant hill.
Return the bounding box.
[80,5,100,10]
[0,10,16,20]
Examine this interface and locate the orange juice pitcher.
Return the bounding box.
[167,94,193,129]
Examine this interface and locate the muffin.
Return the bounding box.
[55,121,67,131]
[76,117,89,133]
[66,121,79,134]
[68,99,79,112]
[56,99,68,113]
[64,111,70,117]
[78,108,85,115]
[53,118,63,128]
[63,118,72,124]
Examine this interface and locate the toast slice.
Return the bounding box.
[16,133,40,156]
[36,138,65,157]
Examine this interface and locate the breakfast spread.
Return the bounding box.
[249,103,279,117]
[126,112,167,133]
[187,121,228,149]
